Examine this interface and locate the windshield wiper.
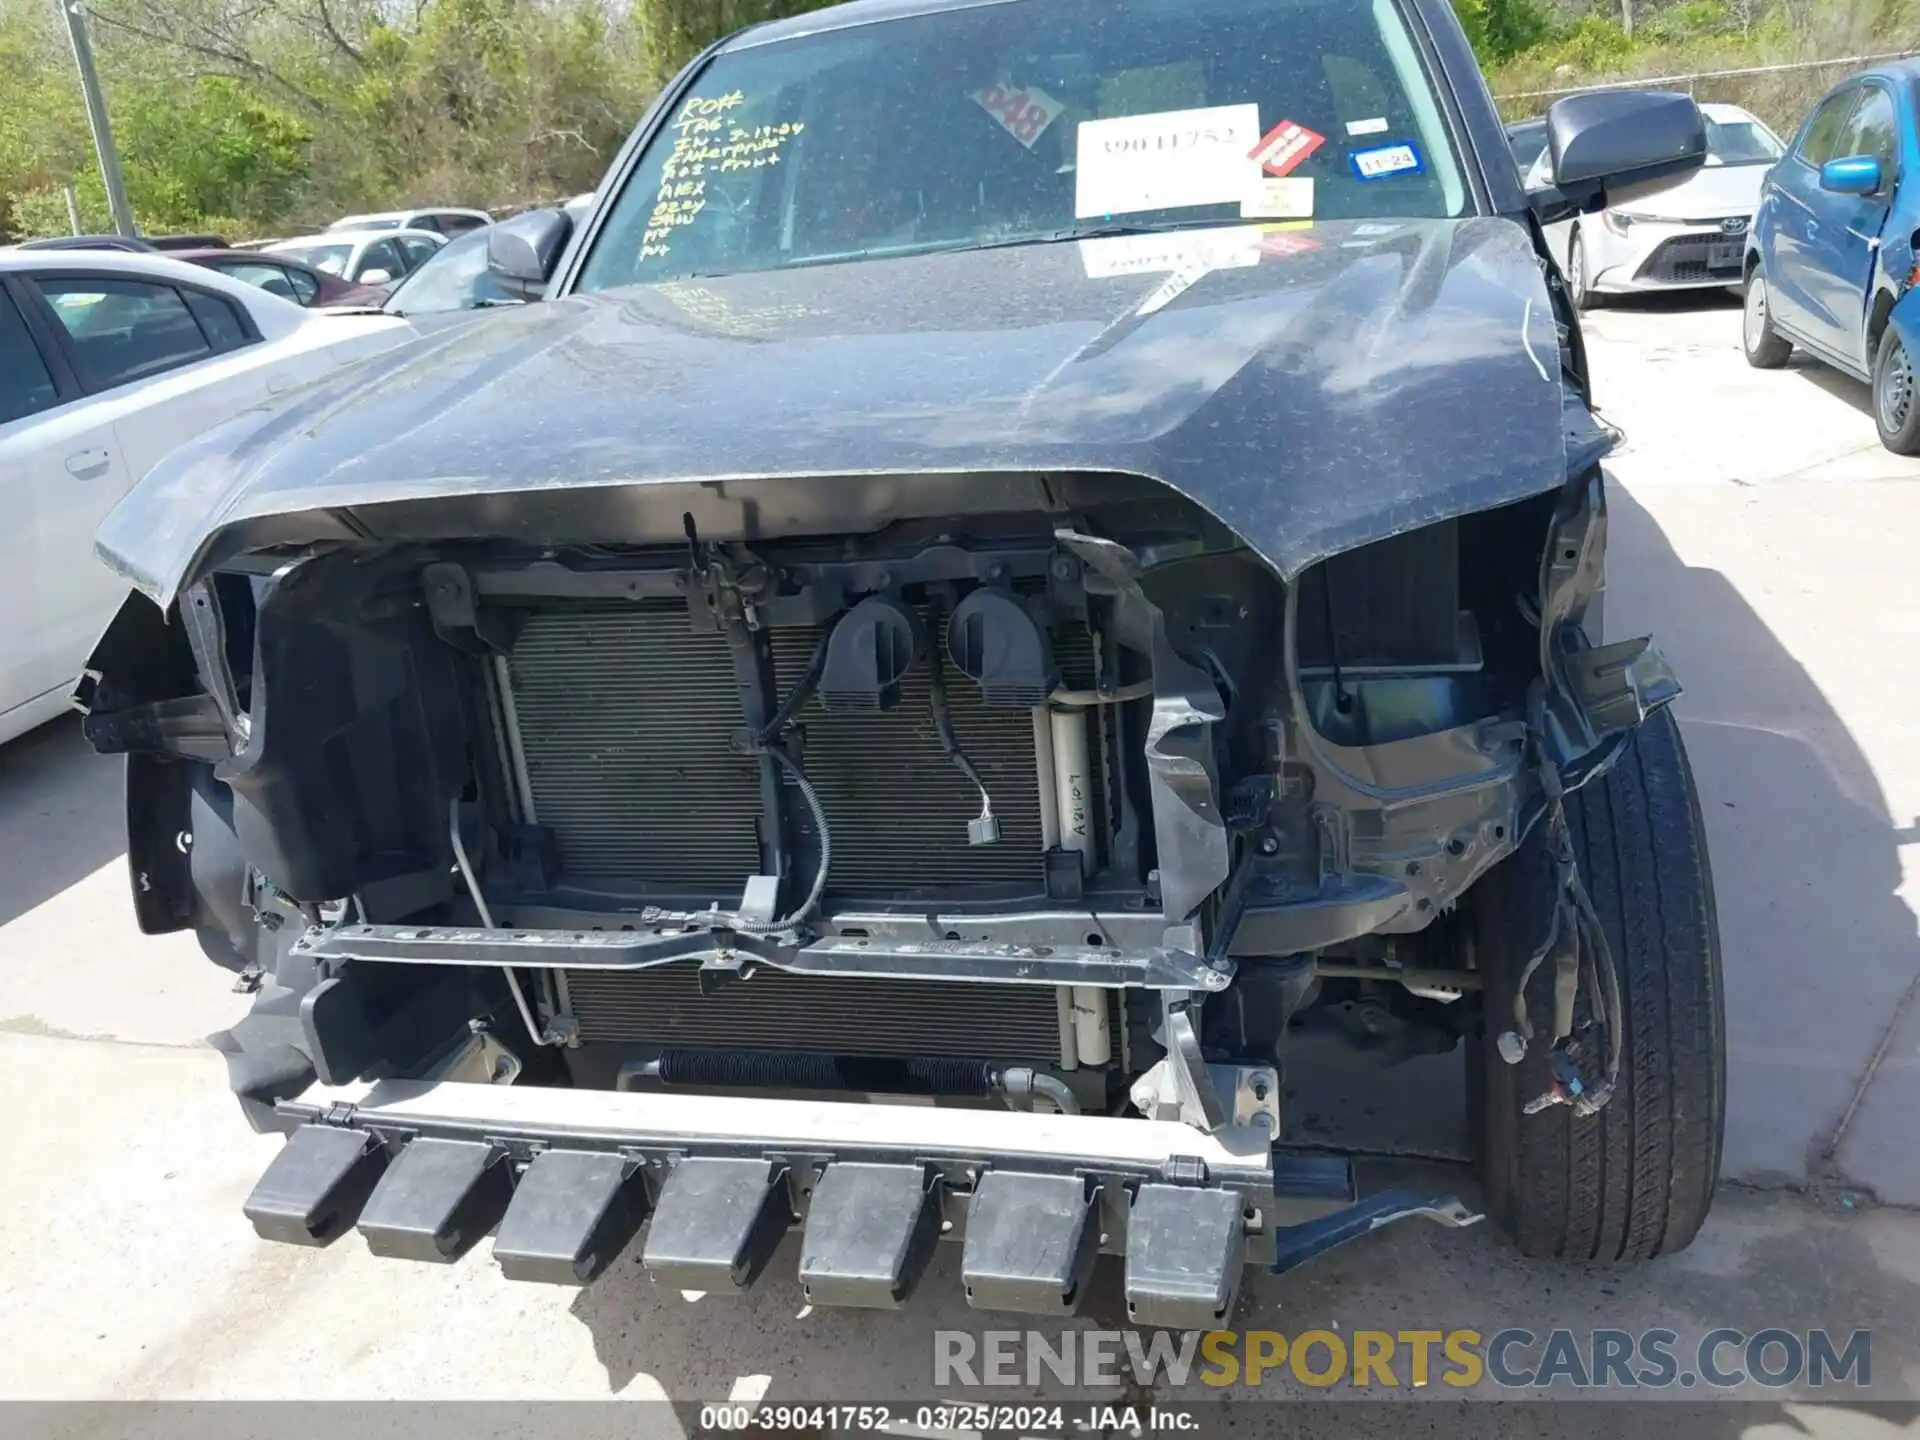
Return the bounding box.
[967,217,1256,253]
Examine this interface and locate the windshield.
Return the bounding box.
[578,0,1466,291]
[1705,115,1783,166]
[383,228,518,314]
[275,243,354,275]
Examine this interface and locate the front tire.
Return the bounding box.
[1471,708,1725,1261]
[1742,271,1792,368]
[1872,324,1920,454]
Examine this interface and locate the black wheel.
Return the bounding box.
[1470,707,1725,1261]
[1567,230,1602,311]
[1742,270,1791,368]
[1872,324,1920,454]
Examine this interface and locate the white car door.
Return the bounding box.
[27,274,279,671]
[0,279,137,741]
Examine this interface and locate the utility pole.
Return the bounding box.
[54,0,136,237]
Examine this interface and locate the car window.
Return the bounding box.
[409,214,444,235]
[397,236,440,271]
[357,239,404,280]
[216,260,299,302]
[281,266,320,305]
[1835,85,1897,177]
[181,289,250,350]
[438,213,487,235]
[277,242,354,275]
[579,0,1469,291]
[35,277,213,389]
[1703,114,1784,167]
[383,226,518,315]
[1798,88,1861,168]
[0,289,60,424]
[1506,121,1547,174]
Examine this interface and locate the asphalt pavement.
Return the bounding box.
[1,291,1918,1420]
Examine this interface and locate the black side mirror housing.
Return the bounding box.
[487,209,573,300]
[1539,90,1707,215]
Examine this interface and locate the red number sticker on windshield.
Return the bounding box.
[974,82,1066,149]
[1248,119,1325,177]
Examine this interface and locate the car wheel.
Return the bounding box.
[1742,271,1792,368]
[1872,324,1920,454]
[1470,707,1724,1261]
[1568,231,1603,311]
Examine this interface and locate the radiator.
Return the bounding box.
[505,599,1087,896]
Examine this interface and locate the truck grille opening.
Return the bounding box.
[563,964,1095,1065]
[504,599,1094,897]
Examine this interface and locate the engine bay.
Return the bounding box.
[81,473,1598,1139]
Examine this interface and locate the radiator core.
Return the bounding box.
[505,599,1079,896]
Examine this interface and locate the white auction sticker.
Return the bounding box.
[1074,103,1261,217]
[1346,116,1390,136]
[1079,224,1264,278]
[972,81,1066,149]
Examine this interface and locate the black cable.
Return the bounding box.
[756,618,834,743]
[1318,563,1352,713]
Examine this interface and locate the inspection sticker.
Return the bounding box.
[1240,176,1314,219]
[972,81,1066,148]
[1350,141,1424,179]
[1247,118,1325,177]
[1075,104,1262,217]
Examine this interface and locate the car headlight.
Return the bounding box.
[1603,209,1674,235]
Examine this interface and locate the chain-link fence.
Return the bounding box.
[1496,49,1920,130]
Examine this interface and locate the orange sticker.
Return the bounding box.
[1248,119,1325,178]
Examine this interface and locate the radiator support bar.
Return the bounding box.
[292,919,1233,991]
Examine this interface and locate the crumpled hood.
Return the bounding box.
[98,216,1569,605]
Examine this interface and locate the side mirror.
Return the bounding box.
[1541,90,1706,212]
[488,209,572,299]
[1820,155,1882,195]
[359,268,393,286]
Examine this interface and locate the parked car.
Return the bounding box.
[169,248,390,309]
[0,250,413,745]
[15,233,230,253]
[16,235,155,253]
[1506,116,1548,176]
[83,0,1723,1322]
[265,228,446,288]
[374,226,524,332]
[1528,100,1784,307]
[1743,60,1920,452]
[326,207,493,237]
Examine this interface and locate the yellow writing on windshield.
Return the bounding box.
[642,95,803,260]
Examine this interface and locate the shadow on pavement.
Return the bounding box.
[0,715,127,930]
[552,482,1920,1407]
[1603,486,1919,1194]
[1789,357,1877,420]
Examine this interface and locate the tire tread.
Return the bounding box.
[1474,707,1724,1261]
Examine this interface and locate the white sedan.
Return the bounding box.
[0,250,413,745]
[1528,101,1786,308]
[326,207,493,238]
[265,228,447,289]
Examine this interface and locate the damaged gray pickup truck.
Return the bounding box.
[79,0,1725,1324]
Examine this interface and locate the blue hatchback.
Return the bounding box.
[1744,61,1920,451]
